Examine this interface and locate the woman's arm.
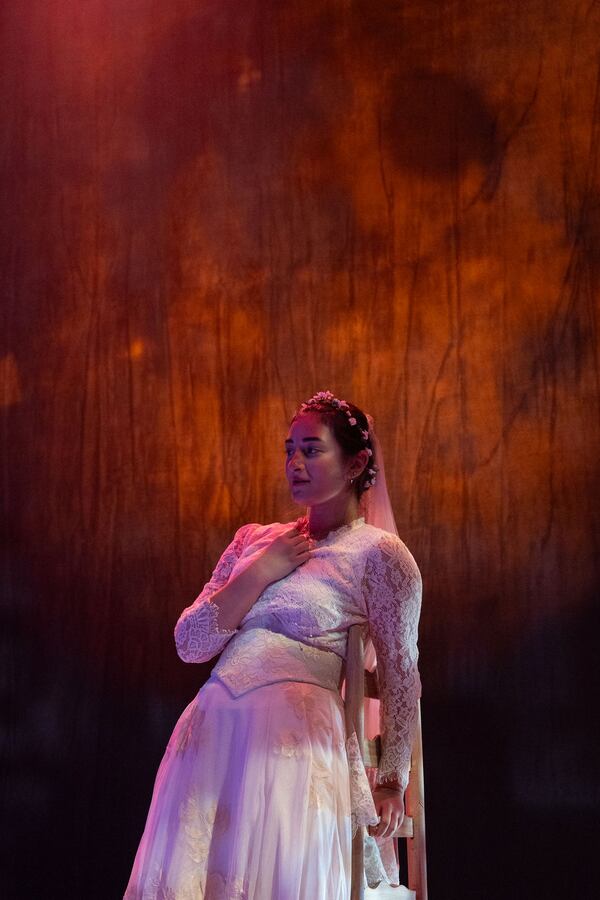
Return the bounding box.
[362,533,423,793]
[174,523,270,663]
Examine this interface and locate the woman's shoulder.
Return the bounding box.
[360,524,422,579]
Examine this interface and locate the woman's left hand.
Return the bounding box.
[368,787,405,839]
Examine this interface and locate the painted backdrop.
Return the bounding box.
[1,1,599,897]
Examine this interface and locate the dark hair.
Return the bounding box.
[289,398,375,500]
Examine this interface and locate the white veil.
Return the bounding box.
[359,413,399,538]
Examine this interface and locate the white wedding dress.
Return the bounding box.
[124,516,422,900]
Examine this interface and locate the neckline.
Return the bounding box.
[294,515,366,545]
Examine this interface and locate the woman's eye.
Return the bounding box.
[284,448,317,456]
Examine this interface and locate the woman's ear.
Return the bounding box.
[350,448,369,478]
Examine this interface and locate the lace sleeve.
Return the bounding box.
[174,523,256,663]
[362,532,422,791]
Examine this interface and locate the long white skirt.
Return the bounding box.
[124,676,353,899]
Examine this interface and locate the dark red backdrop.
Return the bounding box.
[2,1,599,897]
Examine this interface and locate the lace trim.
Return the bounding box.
[294,514,365,546]
[206,599,238,634]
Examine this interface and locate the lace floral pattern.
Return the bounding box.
[129,863,247,900]
[179,794,231,865]
[169,704,208,756]
[308,757,336,812]
[345,730,379,835]
[281,682,341,738]
[364,833,393,889]
[362,532,422,791]
[281,681,323,720]
[211,626,342,697]
[174,524,255,663]
[272,728,307,759]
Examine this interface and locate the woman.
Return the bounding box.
[124,390,422,899]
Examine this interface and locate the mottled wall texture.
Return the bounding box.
[2,1,599,897]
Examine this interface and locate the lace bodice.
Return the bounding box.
[174,517,422,791]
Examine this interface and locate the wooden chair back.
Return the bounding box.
[343,624,428,900]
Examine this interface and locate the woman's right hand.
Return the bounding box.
[254,527,311,585]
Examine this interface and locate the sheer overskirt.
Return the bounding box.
[124,678,353,900]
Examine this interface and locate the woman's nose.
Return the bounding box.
[289,449,304,469]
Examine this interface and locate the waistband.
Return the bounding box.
[211,625,343,698]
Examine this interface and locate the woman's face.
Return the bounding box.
[284,412,357,505]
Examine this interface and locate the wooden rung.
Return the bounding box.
[363,736,381,768]
[391,815,413,839]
